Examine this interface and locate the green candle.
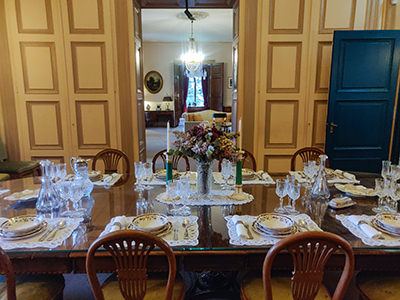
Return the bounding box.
[166,161,173,184]
[236,160,242,185]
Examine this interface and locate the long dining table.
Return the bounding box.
[1,173,400,277]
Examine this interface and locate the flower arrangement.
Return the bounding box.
[169,123,238,163]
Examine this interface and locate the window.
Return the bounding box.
[186,77,205,107]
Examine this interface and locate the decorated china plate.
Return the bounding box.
[375,213,400,232]
[131,214,168,232]
[4,189,40,201]
[371,218,400,237]
[155,169,179,180]
[255,213,294,233]
[334,184,375,197]
[252,221,297,238]
[0,221,47,241]
[128,221,172,237]
[0,215,42,236]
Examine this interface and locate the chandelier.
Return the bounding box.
[180,5,206,79]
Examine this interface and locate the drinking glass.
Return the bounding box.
[373,178,385,213]
[382,160,392,181]
[304,161,317,185]
[55,178,71,215]
[287,182,301,214]
[388,181,400,213]
[143,162,154,190]
[221,159,233,190]
[392,165,400,182]
[167,181,179,215]
[177,175,191,216]
[134,162,145,191]
[274,179,286,213]
[58,178,85,218]
[55,163,67,181]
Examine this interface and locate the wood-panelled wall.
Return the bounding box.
[1,0,139,165]
[251,0,400,175]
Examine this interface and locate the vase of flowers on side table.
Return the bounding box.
[169,123,237,199]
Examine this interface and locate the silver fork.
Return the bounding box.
[235,220,254,239]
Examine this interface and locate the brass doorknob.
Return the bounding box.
[329,122,338,134]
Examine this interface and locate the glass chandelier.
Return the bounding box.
[180,21,206,79]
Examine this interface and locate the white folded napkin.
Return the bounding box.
[231,215,249,239]
[110,216,128,232]
[0,189,9,195]
[348,216,382,239]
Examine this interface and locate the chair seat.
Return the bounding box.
[0,174,10,181]
[0,274,64,300]
[241,274,331,300]
[102,273,185,300]
[357,272,400,300]
[0,161,39,174]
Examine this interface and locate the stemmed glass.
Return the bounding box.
[166,181,179,215]
[373,178,385,213]
[143,162,154,190]
[286,182,301,214]
[388,181,400,212]
[55,178,71,215]
[382,160,392,181]
[134,162,145,191]
[304,161,317,185]
[55,163,67,181]
[274,179,286,213]
[176,175,191,216]
[56,178,85,217]
[221,159,233,190]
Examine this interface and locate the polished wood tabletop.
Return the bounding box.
[1,173,400,274]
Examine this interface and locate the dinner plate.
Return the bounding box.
[371,218,400,237]
[334,184,376,197]
[252,221,297,238]
[0,221,47,241]
[88,170,102,182]
[4,189,40,201]
[128,221,172,237]
[131,214,168,232]
[155,169,179,180]
[255,213,294,233]
[0,215,42,236]
[242,168,256,180]
[376,213,400,233]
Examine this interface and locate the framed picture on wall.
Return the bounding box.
[144,71,163,94]
[228,76,233,89]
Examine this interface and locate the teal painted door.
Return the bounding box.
[326,30,400,173]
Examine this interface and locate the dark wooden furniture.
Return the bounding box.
[152,149,190,172]
[145,110,174,127]
[218,149,256,172]
[92,148,130,186]
[86,230,184,300]
[290,147,329,171]
[261,232,354,300]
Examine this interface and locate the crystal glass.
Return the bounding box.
[373,178,385,213]
[382,160,392,181]
[310,155,330,201]
[72,163,94,198]
[143,162,154,190]
[304,160,317,185]
[68,178,86,217]
[55,163,67,181]
[167,181,179,215]
[388,181,400,213]
[36,160,61,214]
[287,182,301,214]
[274,179,286,213]
[221,159,233,190]
[176,175,191,216]
[55,178,72,215]
[391,165,400,181]
[134,162,145,191]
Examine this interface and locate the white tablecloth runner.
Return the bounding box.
[101,215,199,247]
[336,215,400,246]
[225,214,321,246]
[289,170,359,184]
[155,190,254,206]
[213,171,275,185]
[0,217,83,250]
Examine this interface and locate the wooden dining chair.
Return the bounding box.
[240,232,354,300]
[92,148,130,186]
[152,149,190,172]
[0,246,64,300]
[86,230,185,300]
[290,147,329,171]
[218,149,257,172]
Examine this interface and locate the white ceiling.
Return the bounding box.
[142,9,233,43]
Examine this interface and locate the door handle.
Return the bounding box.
[329,122,338,134]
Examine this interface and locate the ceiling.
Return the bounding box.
[142,9,233,42]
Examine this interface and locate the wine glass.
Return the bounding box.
[166,181,179,215]
[58,178,85,218]
[382,160,392,181]
[134,162,144,191]
[373,178,385,213]
[287,182,301,214]
[143,162,154,190]
[388,181,400,213]
[55,178,72,215]
[55,163,67,181]
[221,159,233,190]
[391,165,400,182]
[274,179,286,213]
[177,175,191,216]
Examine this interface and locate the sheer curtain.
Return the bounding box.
[182,74,189,113]
[201,68,208,108]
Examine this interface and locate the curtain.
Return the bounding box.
[182,74,189,113]
[201,68,208,108]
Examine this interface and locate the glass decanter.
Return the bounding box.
[70,157,94,198]
[310,154,330,201]
[36,160,61,213]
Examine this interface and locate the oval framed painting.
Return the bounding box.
[144,71,163,94]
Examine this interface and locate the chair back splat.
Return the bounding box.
[290,147,329,171]
[86,230,177,300]
[263,232,354,300]
[152,149,190,172]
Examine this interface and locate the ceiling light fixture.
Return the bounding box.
[180,1,206,79]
